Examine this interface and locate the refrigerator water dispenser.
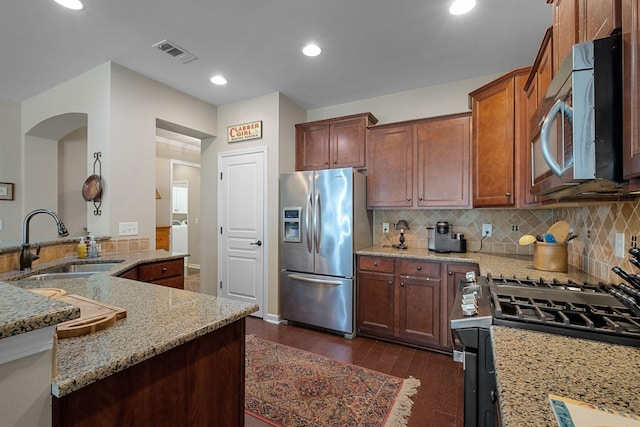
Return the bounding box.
[283,208,302,242]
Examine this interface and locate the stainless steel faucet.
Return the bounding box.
[20,209,69,270]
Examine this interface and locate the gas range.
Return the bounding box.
[451,274,640,348]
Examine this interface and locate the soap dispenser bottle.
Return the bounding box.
[77,239,87,259]
[88,235,98,258]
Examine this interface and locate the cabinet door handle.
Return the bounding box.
[407,198,411,202]
[419,197,423,201]
[505,192,512,197]
[400,282,405,287]
[387,280,392,286]
[416,266,422,271]
[161,267,167,273]
[374,262,378,266]
[448,271,453,276]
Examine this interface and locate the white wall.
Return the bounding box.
[19,62,217,244]
[59,127,88,236]
[0,98,24,242]
[307,73,503,124]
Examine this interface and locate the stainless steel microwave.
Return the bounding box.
[530,34,625,199]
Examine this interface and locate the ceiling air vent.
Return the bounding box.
[152,39,197,64]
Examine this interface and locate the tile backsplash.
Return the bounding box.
[373,197,640,282]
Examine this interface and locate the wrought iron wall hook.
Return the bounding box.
[92,152,102,216]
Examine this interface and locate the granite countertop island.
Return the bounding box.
[0,250,259,398]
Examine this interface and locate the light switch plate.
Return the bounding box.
[119,221,139,236]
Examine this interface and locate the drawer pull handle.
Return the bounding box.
[374,262,378,266]
[416,266,422,271]
[162,267,167,273]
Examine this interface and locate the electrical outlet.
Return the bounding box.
[615,232,625,258]
[482,224,492,237]
[632,235,638,249]
[382,222,390,233]
[119,221,139,236]
[511,225,519,232]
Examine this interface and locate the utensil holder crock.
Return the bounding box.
[533,242,568,272]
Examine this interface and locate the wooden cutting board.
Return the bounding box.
[29,289,127,339]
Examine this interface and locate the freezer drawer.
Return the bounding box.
[280,271,354,336]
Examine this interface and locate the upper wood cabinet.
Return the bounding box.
[622,0,640,183]
[469,68,530,208]
[523,27,554,206]
[550,0,621,74]
[366,113,471,209]
[295,112,378,171]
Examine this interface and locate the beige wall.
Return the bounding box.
[0,98,22,242]
[58,127,88,236]
[201,92,304,321]
[15,62,217,246]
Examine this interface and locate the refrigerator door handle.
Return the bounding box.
[314,191,321,253]
[306,192,313,253]
[287,274,343,286]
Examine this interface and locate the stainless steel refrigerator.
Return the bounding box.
[279,167,372,338]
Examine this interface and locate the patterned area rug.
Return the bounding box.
[245,335,420,427]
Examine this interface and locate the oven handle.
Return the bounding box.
[540,99,573,177]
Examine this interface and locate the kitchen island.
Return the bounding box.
[492,325,640,426]
[0,251,258,426]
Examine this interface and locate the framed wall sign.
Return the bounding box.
[0,182,14,200]
[227,121,262,143]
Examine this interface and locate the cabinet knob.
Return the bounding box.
[448,271,453,276]
[374,262,378,266]
[416,266,422,271]
[407,198,411,202]
[333,160,337,164]
[400,282,405,287]
[388,280,392,285]
[505,192,512,197]
[162,267,167,273]
[324,161,329,165]
[419,197,423,201]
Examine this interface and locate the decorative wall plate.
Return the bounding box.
[82,174,102,201]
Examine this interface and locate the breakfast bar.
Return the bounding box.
[0,251,258,426]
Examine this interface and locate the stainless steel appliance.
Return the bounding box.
[427,221,467,253]
[530,34,625,199]
[279,167,372,338]
[450,270,640,427]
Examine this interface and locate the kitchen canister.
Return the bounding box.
[533,242,568,272]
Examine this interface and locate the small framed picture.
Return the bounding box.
[0,182,14,200]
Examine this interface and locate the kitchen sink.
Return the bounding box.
[24,261,123,280]
[45,262,122,273]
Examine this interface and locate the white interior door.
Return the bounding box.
[218,148,265,317]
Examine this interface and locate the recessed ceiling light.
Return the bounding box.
[302,44,322,57]
[210,75,228,86]
[449,0,476,15]
[54,0,84,10]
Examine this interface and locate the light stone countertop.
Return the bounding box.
[356,245,599,282]
[492,326,640,426]
[0,250,259,397]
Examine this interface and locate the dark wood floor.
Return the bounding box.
[244,317,464,427]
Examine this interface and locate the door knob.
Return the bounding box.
[250,240,262,247]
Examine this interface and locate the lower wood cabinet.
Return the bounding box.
[118,258,185,289]
[357,255,479,353]
[155,226,171,251]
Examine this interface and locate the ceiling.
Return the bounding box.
[1,0,552,111]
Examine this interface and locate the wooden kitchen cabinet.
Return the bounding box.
[357,255,478,353]
[366,124,414,208]
[523,27,554,206]
[366,113,471,209]
[155,226,171,251]
[295,112,377,171]
[469,68,530,208]
[118,258,184,289]
[623,0,640,184]
[550,0,621,74]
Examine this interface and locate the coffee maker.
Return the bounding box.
[427,221,467,253]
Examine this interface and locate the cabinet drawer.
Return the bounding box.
[138,259,184,281]
[151,275,184,289]
[398,259,440,278]
[359,256,395,273]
